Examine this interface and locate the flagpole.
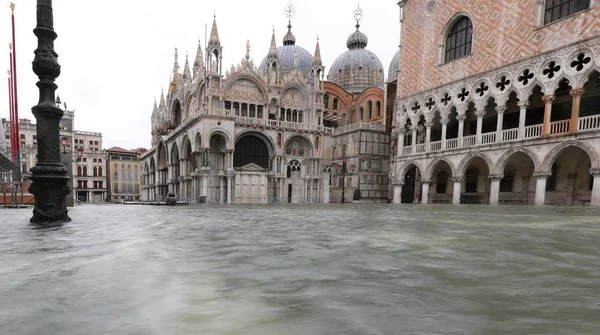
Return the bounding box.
[7,68,15,162]
[10,2,21,182]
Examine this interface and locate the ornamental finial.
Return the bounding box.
[10,2,15,11]
[284,1,296,24]
[354,2,363,28]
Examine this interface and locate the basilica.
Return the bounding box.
[140,6,397,204]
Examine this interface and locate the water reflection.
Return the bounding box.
[1,204,600,334]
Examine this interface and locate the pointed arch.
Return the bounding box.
[425,156,457,179]
[495,146,541,174]
[542,140,599,172]
[397,160,425,181]
[457,152,494,176]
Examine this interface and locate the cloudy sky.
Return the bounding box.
[1,0,400,150]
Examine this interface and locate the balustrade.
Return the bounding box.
[579,115,600,131]
[550,120,570,134]
[502,128,518,141]
[481,132,496,144]
[430,141,441,151]
[525,124,542,138]
[415,143,426,153]
[462,135,476,147]
[446,138,458,149]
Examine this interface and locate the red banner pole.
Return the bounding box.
[8,51,15,162]
[10,4,20,160]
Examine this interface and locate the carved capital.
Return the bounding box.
[456,115,467,122]
[533,171,553,179]
[488,174,504,181]
[410,125,418,131]
[451,177,464,183]
[569,88,585,97]
[475,110,487,118]
[421,179,431,184]
[440,117,449,125]
[590,168,600,177]
[517,101,530,109]
[542,95,555,103]
[394,181,405,187]
[495,106,507,114]
[424,122,434,128]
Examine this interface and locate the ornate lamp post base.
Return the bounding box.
[29,0,71,224]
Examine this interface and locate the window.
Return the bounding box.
[113,183,119,193]
[368,101,373,119]
[128,164,131,170]
[93,167,98,177]
[114,163,118,169]
[121,164,125,169]
[359,107,364,121]
[93,158,97,163]
[114,171,119,180]
[99,167,103,176]
[89,140,93,145]
[98,159,102,163]
[544,0,590,24]
[333,98,338,110]
[20,134,25,139]
[324,94,329,109]
[77,166,82,176]
[445,16,473,63]
[83,166,88,176]
[94,141,98,145]
[500,165,515,192]
[376,101,381,117]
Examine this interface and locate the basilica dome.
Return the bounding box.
[327,23,384,93]
[388,49,400,83]
[259,24,314,78]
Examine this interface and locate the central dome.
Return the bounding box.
[327,24,384,93]
[259,45,314,77]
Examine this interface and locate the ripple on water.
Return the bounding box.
[1,204,600,334]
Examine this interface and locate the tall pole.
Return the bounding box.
[10,3,21,182]
[341,159,346,204]
[29,0,71,224]
[7,66,15,162]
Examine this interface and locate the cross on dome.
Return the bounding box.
[354,3,363,28]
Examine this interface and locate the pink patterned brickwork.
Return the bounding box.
[398,0,600,99]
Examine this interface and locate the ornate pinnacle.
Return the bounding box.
[10,2,15,11]
[354,2,363,28]
[284,1,296,24]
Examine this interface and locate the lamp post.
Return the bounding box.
[29,0,71,223]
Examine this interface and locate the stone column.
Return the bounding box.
[421,180,430,204]
[590,168,600,207]
[424,122,432,151]
[392,182,403,204]
[541,95,555,136]
[488,174,504,205]
[441,118,448,149]
[534,172,551,205]
[495,106,506,142]
[322,175,330,204]
[411,126,417,152]
[457,115,466,147]
[226,176,232,204]
[518,101,529,138]
[566,174,577,205]
[228,150,235,169]
[219,177,225,203]
[569,88,584,133]
[475,111,486,144]
[201,169,209,198]
[397,129,406,156]
[452,177,463,205]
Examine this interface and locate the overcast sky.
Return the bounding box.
[1,0,400,150]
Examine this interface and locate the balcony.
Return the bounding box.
[399,115,600,157]
[335,121,386,135]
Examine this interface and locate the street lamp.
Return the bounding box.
[61,137,83,161]
[29,0,71,224]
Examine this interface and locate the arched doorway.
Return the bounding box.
[171,143,180,197]
[157,142,168,200]
[172,101,182,128]
[234,133,272,203]
[427,158,454,204]
[208,133,228,203]
[544,144,593,205]
[496,150,537,204]
[458,155,492,204]
[401,166,420,203]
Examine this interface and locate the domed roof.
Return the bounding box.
[259,45,314,77]
[327,25,384,93]
[259,23,314,77]
[388,49,400,83]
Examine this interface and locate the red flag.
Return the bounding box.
[10,3,20,160]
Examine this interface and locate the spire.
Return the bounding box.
[172,48,180,76]
[245,40,251,61]
[183,52,191,82]
[282,1,296,46]
[313,36,322,66]
[193,38,205,77]
[268,28,278,58]
[159,89,165,109]
[208,15,221,47]
[153,97,158,113]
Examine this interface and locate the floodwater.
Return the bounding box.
[1,204,600,334]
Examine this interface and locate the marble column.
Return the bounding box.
[202,171,209,198]
[495,106,506,142]
[226,176,232,204]
[475,110,486,144]
[534,172,551,205]
[393,182,403,204]
[452,177,463,205]
[488,174,504,205]
[518,101,529,138]
[219,177,225,204]
[397,130,406,156]
[411,126,417,153]
[421,180,430,204]
[441,118,448,149]
[424,122,432,151]
[569,88,584,133]
[322,176,330,204]
[541,95,555,136]
[457,115,466,147]
[590,168,600,207]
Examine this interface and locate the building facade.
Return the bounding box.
[391,0,600,206]
[140,8,395,204]
[106,147,142,202]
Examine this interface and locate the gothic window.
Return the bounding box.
[445,16,473,63]
[368,101,373,119]
[241,103,248,117]
[225,101,232,110]
[99,167,103,176]
[376,101,381,117]
[83,166,88,177]
[257,106,263,119]
[249,104,256,118]
[333,98,339,110]
[436,170,448,194]
[544,0,590,24]
[500,165,515,192]
[546,163,558,191]
[324,94,329,108]
[233,102,240,116]
[298,111,303,123]
[359,107,364,121]
[465,166,479,193]
[93,167,98,177]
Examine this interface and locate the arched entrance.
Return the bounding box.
[496,149,537,204]
[543,144,594,205]
[208,132,228,203]
[234,133,272,203]
[458,154,492,204]
[171,143,180,197]
[426,158,455,204]
[157,142,168,200]
[401,166,421,203]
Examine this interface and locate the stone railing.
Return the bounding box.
[234,116,334,134]
[399,116,600,157]
[335,121,386,135]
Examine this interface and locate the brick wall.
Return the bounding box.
[399,0,600,99]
